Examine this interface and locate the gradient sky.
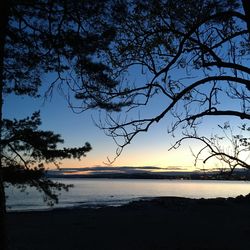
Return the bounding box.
[3,63,245,172]
[4,90,199,169]
[2,1,249,175]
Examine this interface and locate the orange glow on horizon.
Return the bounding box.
[46,138,221,172]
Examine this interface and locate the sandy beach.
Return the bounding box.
[7,195,250,250]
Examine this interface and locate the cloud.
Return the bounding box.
[49,165,190,176]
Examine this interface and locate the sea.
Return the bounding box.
[6,178,250,212]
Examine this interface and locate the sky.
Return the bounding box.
[3,65,247,172]
[3,0,249,173]
[4,90,200,170]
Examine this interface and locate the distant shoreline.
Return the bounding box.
[47,172,250,181]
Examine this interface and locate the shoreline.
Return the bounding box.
[7,195,250,250]
[6,178,250,213]
[7,189,250,212]
[6,193,250,213]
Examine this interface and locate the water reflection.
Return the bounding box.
[6,179,250,211]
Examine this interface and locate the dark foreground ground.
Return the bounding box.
[7,195,250,250]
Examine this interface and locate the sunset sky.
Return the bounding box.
[4,90,197,169]
[4,5,248,172]
[3,66,243,172]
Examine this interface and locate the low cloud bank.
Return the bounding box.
[48,166,196,177]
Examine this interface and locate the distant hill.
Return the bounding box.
[46,167,250,181]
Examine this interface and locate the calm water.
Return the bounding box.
[6,178,250,211]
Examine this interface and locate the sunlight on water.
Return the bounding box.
[6,179,250,211]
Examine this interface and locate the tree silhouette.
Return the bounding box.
[68,0,249,166]
[1,111,91,249]
[170,122,250,174]
[0,0,118,249]
[1,0,250,248]
[2,111,91,203]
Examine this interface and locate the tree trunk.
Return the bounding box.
[242,0,250,36]
[0,1,9,249]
